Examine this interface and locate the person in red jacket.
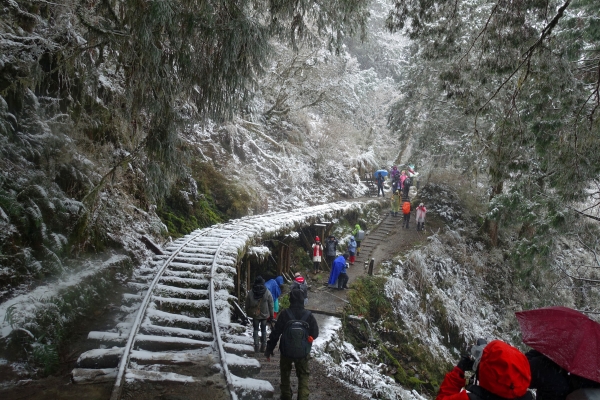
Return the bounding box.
[437,340,533,400]
[402,200,411,229]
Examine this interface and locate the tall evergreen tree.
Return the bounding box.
[387,0,600,252]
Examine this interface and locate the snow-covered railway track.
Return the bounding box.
[71,200,381,399]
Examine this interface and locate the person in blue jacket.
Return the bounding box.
[264,276,284,319]
[337,257,349,290]
[328,253,348,288]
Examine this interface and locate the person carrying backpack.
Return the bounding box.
[437,340,533,400]
[402,200,411,229]
[399,170,408,191]
[352,224,362,256]
[245,276,274,353]
[265,288,319,400]
[402,175,412,198]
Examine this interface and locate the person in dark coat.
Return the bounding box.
[376,172,385,197]
[325,235,338,269]
[337,257,349,290]
[527,349,600,400]
[264,289,319,400]
[245,276,274,353]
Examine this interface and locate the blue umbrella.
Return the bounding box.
[374,170,388,178]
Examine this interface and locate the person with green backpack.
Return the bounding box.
[264,288,319,400]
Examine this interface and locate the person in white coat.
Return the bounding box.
[416,203,427,231]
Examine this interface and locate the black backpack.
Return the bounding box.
[280,309,312,359]
[404,177,412,187]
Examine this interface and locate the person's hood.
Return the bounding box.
[350,236,355,241]
[275,276,284,285]
[478,340,531,398]
[289,288,305,306]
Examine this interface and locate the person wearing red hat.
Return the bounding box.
[291,273,308,306]
[312,237,323,274]
[437,340,533,400]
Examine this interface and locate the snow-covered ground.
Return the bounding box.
[313,314,427,400]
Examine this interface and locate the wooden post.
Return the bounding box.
[246,259,251,293]
[286,246,292,274]
[278,245,283,276]
[368,258,374,276]
[236,262,241,300]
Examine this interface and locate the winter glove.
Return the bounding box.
[264,349,273,361]
[457,354,474,372]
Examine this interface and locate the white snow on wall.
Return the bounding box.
[0,254,129,338]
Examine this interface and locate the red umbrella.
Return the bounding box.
[516,306,600,383]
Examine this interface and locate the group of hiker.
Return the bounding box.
[391,191,427,230]
[242,222,365,398]
[375,165,427,230]
[311,223,363,285]
[375,165,415,198]
[245,274,317,400]
[245,260,600,400]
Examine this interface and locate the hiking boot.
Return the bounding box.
[260,344,266,353]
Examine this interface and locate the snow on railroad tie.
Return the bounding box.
[153,284,209,299]
[146,308,212,328]
[158,275,210,288]
[140,323,213,341]
[231,375,275,399]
